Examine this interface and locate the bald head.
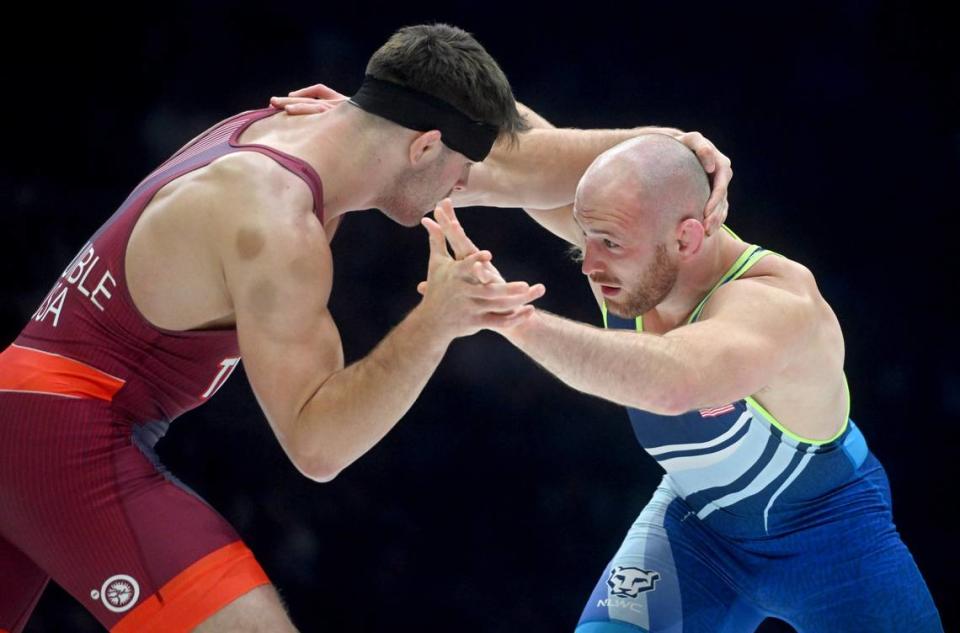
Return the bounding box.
[577,134,710,231]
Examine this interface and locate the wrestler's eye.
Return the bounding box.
[603,239,620,249]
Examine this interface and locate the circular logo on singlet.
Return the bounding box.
[99,574,140,613]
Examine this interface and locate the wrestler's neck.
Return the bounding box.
[253,107,403,223]
[649,229,746,329]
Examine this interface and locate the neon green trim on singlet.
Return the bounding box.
[686,244,771,325]
[745,375,850,445]
[597,224,852,445]
[721,224,741,239]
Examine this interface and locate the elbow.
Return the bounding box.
[287,445,346,483]
[638,392,692,417]
[293,457,343,483]
[283,407,347,483]
[300,463,342,483]
[658,392,696,417]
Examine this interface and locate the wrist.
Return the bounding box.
[498,306,544,345]
[408,302,459,348]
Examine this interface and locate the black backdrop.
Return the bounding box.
[2,1,956,631]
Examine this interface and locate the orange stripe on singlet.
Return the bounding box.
[111,541,270,633]
[0,344,125,401]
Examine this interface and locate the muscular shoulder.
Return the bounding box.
[701,252,844,379]
[697,252,846,437]
[696,253,827,352]
[178,153,322,258]
[197,151,315,214]
[166,152,333,313]
[710,252,821,312]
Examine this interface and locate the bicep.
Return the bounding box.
[664,283,812,407]
[236,294,344,447]
[524,204,583,246]
[214,170,343,447]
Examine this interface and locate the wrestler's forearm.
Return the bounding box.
[290,306,451,480]
[500,309,692,415]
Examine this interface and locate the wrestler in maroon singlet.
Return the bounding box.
[0,108,318,633]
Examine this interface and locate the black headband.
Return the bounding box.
[350,75,499,162]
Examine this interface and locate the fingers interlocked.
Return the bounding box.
[419,199,544,336]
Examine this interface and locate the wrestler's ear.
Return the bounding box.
[408,129,444,168]
[677,218,705,261]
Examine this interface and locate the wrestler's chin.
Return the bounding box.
[604,297,643,320]
[377,204,424,227]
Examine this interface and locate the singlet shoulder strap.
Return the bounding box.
[687,244,772,324]
[227,109,326,223]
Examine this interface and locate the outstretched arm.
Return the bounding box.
[454,116,682,211]
[270,86,731,239]
[497,284,811,415]
[458,103,730,243]
[428,202,811,416]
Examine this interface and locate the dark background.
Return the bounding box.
[2,1,956,631]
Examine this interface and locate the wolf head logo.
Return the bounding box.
[606,566,660,598]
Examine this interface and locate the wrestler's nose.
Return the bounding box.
[581,245,604,276]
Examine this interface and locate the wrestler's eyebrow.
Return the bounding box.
[589,228,619,238]
[577,219,619,239]
[573,210,618,238]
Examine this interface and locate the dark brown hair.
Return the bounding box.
[366,24,528,147]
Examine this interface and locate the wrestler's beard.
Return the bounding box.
[596,243,678,319]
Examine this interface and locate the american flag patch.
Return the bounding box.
[699,404,735,418]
